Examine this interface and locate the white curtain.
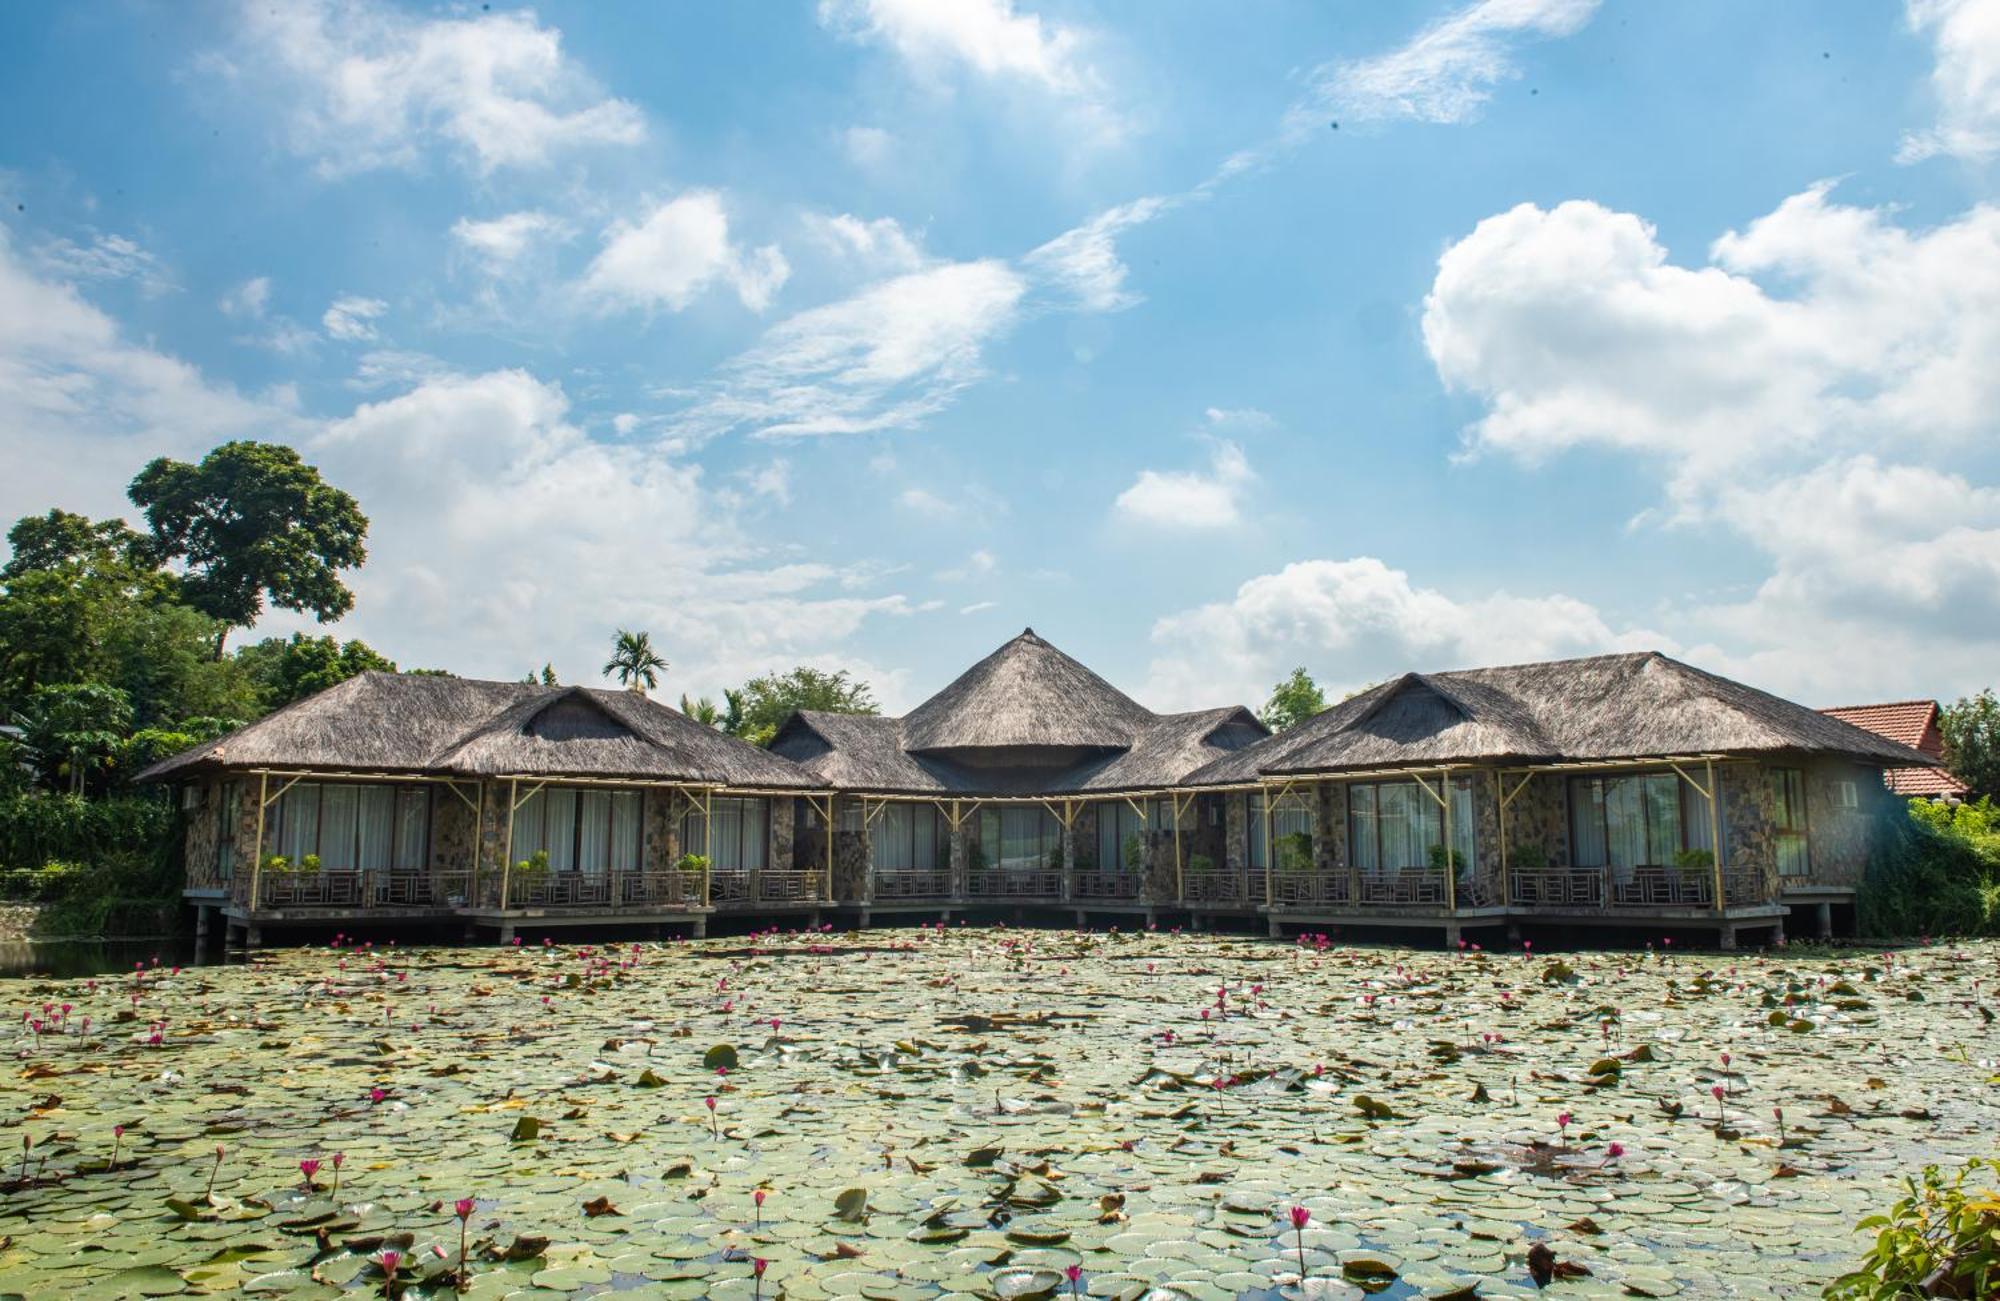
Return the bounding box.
[278,783,319,864]
[320,785,358,870]
[396,789,428,869]
[514,789,546,862]
[1347,786,1376,874]
[874,805,914,870]
[611,792,640,870]
[355,786,395,871]
[1570,778,1607,867]
[577,791,611,875]
[1450,779,1476,875]
[544,790,577,871]
[912,805,936,868]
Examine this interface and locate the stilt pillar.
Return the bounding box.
[1443,921,1462,948]
[1816,901,1833,940]
[497,923,515,945]
[1717,924,1737,951]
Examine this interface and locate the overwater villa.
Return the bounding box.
[141,629,1930,948]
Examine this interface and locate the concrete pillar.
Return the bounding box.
[194,905,211,944]
[1771,919,1786,947]
[1816,901,1833,940]
[1717,924,1737,951]
[857,907,871,930]
[1267,915,1283,938]
[1443,921,1462,948]
[1060,820,1076,903]
[1074,908,1087,928]
[691,917,708,939]
[244,925,262,949]
[497,923,515,945]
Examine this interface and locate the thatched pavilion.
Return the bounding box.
[143,629,1933,947]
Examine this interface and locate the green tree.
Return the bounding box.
[0,509,155,582]
[1259,666,1326,733]
[17,683,133,795]
[724,666,877,747]
[1939,689,2000,797]
[234,633,397,709]
[128,442,368,657]
[603,629,667,693]
[679,694,722,727]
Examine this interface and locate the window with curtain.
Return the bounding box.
[1249,793,1315,870]
[872,803,945,871]
[1770,767,1810,877]
[217,782,240,879]
[1347,781,1441,875]
[1095,800,1171,872]
[1450,779,1476,876]
[516,786,642,874]
[682,796,768,871]
[981,806,1058,871]
[1569,774,1694,876]
[271,782,431,872]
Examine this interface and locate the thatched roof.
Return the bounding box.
[136,673,816,788]
[900,628,1153,754]
[769,701,1267,797]
[1187,651,1938,784]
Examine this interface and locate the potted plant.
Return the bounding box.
[1512,844,1549,871]
[1122,832,1145,873]
[1276,831,1313,873]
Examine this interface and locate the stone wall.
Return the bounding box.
[431,788,476,876]
[1720,762,1773,894]
[1072,805,1100,870]
[1223,793,1249,872]
[641,788,683,872]
[180,780,227,889]
[1503,773,1569,868]
[1463,774,1502,903]
[1311,782,1346,872]
[832,797,871,903]
[770,799,796,881]
[1187,795,1226,871]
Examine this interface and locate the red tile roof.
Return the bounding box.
[1819,701,1968,798]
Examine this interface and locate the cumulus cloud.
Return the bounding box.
[322,295,388,341]
[233,0,645,176]
[819,0,1103,102]
[1899,0,2000,163]
[581,192,789,314]
[1113,441,1254,530]
[450,210,571,273]
[803,213,928,273]
[1141,557,1641,711]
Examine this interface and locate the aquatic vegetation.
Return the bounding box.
[0,931,1996,1297]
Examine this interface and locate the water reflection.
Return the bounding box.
[0,937,211,980]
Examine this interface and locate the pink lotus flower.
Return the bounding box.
[299,1157,321,1187]
[1607,1142,1625,1159]
[380,1248,401,1275]
[370,1088,386,1104]
[455,1197,475,1219]
[1289,1206,1310,1230]
[1288,1204,1311,1279]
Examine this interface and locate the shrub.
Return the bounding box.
[1511,843,1549,870]
[1122,833,1145,872]
[1673,848,1715,872]
[1276,831,1313,872]
[1825,1157,2000,1299]
[1857,807,1992,937]
[514,849,551,877]
[1188,852,1214,873]
[673,853,710,874]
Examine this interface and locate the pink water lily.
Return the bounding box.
[299,1157,321,1190]
[1288,1205,1311,1280]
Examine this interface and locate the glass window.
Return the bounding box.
[217,782,240,879]
[983,806,1057,871]
[683,796,768,871]
[870,804,946,871]
[1347,781,1442,874]
[1770,768,1810,877]
[1250,793,1316,870]
[1450,779,1476,876]
[272,782,429,872]
[1570,774,1688,873]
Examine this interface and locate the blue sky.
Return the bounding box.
[3,0,1998,715]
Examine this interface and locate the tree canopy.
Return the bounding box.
[233,633,397,709]
[1259,666,1326,733]
[128,441,368,655]
[723,666,878,747]
[1940,689,2000,797]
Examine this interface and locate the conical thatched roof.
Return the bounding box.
[900,628,1154,754]
[1187,651,1938,783]
[136,673,816,788]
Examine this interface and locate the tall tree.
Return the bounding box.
[1939,689,2000,797]
[679,694,722,727]
[1259,666,1326,733]
[603,629,667,693]
[17,682,133,795]
[725,666,877,747]
[128,442,368,657]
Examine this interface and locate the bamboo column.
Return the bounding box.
[249,771,269,910]
[1706,759,1725,914]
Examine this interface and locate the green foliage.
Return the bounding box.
[1939,689,2000,797]
[673,853,710,874]
[1857,802,1996,937]
[1258,666,1326,733]
[1188,852,1215,873]
[1673,847,1716,871]
[1511,843,1550,870]
[1825,1157,2000,1300]
[234,632,396,708]
[724,666,878,747]
[0,793,179,935]
[679,694,722,727]
[17,683,133,794]
[603,629,667,692]
[1276,830,1313,872]
[1427,842,1463,872]
[1122,832,1145,872]
[128,441,368,648]
[514,849,552,877]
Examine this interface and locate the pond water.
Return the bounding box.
[2,930,1993,1299]
[0,936,207,981]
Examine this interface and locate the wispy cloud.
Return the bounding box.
[1898,0,2000,163]
[322,294,388,342]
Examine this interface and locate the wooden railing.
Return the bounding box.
[1511,865,1770,909]
[1181,870,1260,905]
[755,869,821,904]
[1355,867,1450,906]
[237,869,472,910]
[965,869,1063,898]
[1072,871,1143,901]
[1510,869,1604,908]
[1269,871,1351,908]
[874,868,951,900]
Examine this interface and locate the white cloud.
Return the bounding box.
[36,231,175,296]
[745,458,793,506]
[1142,557,1640,711]
[1423,185,2000,497]
[1024,196,1170,312]
[322,295,389,341]
[803,213,927,273]
[450,210,571,273]
[899,486,954,519]
[819,0,1102,102]
[1899,0,2000,162]
[1309,0,1599,128]
[677,259,1026,439]
[234,0,644,176]
[1113,440,1254,530]
[843,125,895,169]
[219,275,271,318]
[960,600,997,614]
[581,192,790,314]
[936,548,998,582]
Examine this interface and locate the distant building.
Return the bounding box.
[1818,701,1970,799]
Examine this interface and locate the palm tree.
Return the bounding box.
[603,629,668,693]
[679,694,722,727]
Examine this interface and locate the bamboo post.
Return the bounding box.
[471,781,485,905]
[700,790,714,908]
[1442,772,1457,912]
[821,795,834,904]
[1261,784,1275,907]
[1707,759,1725,913]
[1171,791,1194,906]
[249,771,268,910]
[499,777,517,911]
